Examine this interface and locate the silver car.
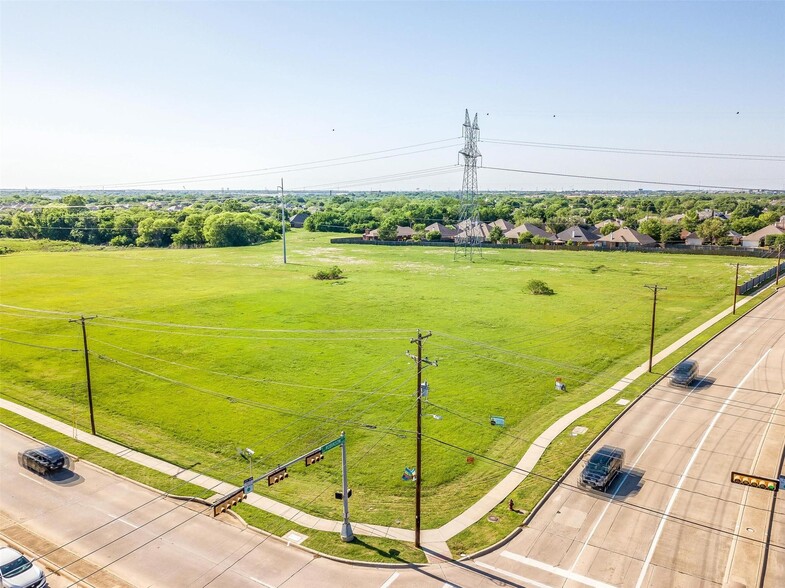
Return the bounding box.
[0,547,48,588]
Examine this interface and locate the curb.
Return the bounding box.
[460,285,780,562]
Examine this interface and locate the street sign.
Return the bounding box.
[321,436,344,453]
[335,488,353,499]
[243,476,254,495]
[780,476,785,491]
[490,416,505,426]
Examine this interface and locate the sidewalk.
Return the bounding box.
[0,289,767,559]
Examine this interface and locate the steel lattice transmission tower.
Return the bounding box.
[454,109,483,260]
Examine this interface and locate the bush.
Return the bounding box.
[531,236,550,245]
[313,266,344,280]
[425,230,442,241]
[526,279,555,295]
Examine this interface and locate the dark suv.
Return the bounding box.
[18,446,67,476]
[671,360,699,387]
[580,445,625,491]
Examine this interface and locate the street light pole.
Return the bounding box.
[340,431,354,542]
[278,178,287,264]
[644,285,666,373]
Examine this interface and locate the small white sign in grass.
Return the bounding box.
[616,398,631,406]
[570,426,588,436]
[283,531,307,544]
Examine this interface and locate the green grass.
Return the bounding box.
[0,232,776,532]
[446,286,777,556]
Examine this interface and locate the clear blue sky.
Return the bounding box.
[2,1,784,191]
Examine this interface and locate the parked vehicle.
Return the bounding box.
[671,360,699,387]
[0,547,48,588]
[17,446,67,476]
[580,445,625,491]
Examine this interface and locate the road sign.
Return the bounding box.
[321,436,344,453]
[335,488,353,499]
[243,476,254,494]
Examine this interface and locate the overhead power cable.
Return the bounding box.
[68,138,462,189]
[482,165,785,192]
[482,138,785,161]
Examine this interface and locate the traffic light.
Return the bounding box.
[213,488,246,516]
[268,467,289,486]
[305,451,324,466]
[731,471,778,492]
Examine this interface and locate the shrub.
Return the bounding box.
[425,230,442,241]
[531,236,550,246]
[526,279,555,295]
[313,266,344,280]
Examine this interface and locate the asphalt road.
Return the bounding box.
[2,289,783,588]
[474,289,785,588]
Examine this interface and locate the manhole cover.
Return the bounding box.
[488,515,500,523]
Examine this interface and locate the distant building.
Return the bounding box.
[504,223,556,242]
[423,222,458,240]
[556,225,601,244]
[683,232,704,246]
[741,216,785,248]
[364,226,415,241]
[289,212,310,228]
[596,227,657,248]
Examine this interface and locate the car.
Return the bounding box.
[580,445,625,491]
[0,547,48,588]
[17,446,67,476]
[671,359,699,387]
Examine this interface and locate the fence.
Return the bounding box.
[737,262,785,295]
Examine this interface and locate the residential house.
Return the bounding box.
[504,224,556,242]
[727,230,742,246]
[423,222,458,240]
[488,219,515,232]
[596,227,657,249]
[289,212,310,228]
[363,226,416,241]
[741,216,785,248]
[556,225,601,244]
[683,232,704,246]
[453,221,493,243]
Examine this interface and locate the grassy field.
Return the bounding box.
[0,232,775,531]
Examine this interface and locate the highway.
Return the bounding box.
[1,289,783,587]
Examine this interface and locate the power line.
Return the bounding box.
[482,165,784,192]
[482,137,785,161]
[66,138,462,189]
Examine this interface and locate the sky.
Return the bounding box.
[1,1,784,192]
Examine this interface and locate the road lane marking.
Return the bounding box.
[248,577,276,588]
[723,388,785,585]
[475,562,554,588]
[18,472,46,486]
[570,334,753,572]
[379,572,399,588]
[501,551,616,588]
[634,349,772,588]
[106,512,140,528]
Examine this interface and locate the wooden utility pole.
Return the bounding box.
[69,315,97,435]
[644,285,666,373]
[406,331,436,548]
[278,178,287,264]
[733,263,740,314]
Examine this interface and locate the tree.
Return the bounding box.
[377,218,398,241]
[136,217,179,247]
[518,231,533,244]
[489,226,504,243]
[531,235,550,245]
[203,212,265,247]
[600,223,619,236]
[10,212,40,239]
[731,216,765,235]
[660,224,681,244]
[638,219,662,242]
[425,230,442,241]
[697,218,726,244]
[173,213,206,247]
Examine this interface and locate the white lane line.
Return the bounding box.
[379,572,399,588]
[570,334,752,572]
[501,550,616,588]
[18,472,46,486]
[105,512,140,528]
[634,349,772,588]
[248,577,276,588]
[475,561,554,588]
[723,388,785,585]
